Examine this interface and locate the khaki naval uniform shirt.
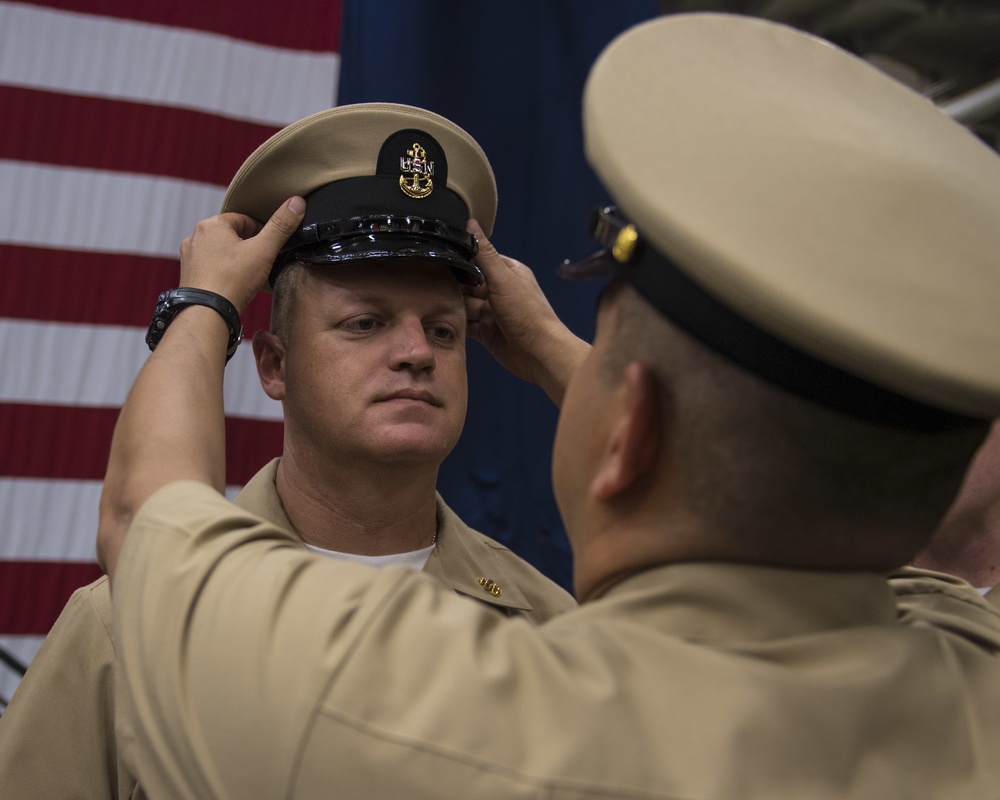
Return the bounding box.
[114,482,1000,799]
[0,461,573,799]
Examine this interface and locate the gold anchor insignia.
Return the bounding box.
[477,577,503,597]
[399,142,434,199]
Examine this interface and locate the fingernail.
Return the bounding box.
[287,196,306,214]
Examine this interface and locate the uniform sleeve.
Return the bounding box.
[112,482,444,798]
[0,577,139,799]
[113,482,598,799]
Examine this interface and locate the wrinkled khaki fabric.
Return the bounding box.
[0,462,572,798]
[114,482,1000,799]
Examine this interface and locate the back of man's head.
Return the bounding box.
[603,285,988,569]
[560,14,1000,569]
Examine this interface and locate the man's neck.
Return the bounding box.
[275,451,440,556]
[913,507,1000,589]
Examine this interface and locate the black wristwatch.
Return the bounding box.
[145,288,244,362]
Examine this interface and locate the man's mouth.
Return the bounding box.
[378,389,441,406]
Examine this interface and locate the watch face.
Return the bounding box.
[146,290,175,349]
[145,288,242,360]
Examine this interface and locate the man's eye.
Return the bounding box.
[346,318,378,332]
[428,326,455,341]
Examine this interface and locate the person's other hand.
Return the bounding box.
[465,220,590,406]
[179,197,306,313]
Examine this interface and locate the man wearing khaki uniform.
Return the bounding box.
[0,104,574,799]
[97,13,1000,799]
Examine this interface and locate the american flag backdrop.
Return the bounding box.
[0,0,342,707]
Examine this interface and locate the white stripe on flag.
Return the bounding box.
[0,2,339,125]
[0,160,225,258]
[0,477,243,561]
[0,478,103,561]
[0,318,283,420]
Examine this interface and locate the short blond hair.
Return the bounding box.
[269,261,310,345]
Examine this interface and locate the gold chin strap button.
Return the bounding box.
[477,577,503,597]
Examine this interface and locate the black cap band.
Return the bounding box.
[560,207,983,430]
[270,127,479,286]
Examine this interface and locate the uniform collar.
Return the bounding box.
[232,459,533,615]
[232,458,293,528]
[891,565,1000,647]
[587,561,900,643]
[423,499,533,613]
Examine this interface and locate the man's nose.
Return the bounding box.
[389,318,435,372]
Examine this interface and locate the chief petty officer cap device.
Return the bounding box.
[222,102,498,287]
[560,13,1000,430]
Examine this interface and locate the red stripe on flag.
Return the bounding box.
[0,560,105,635]
[0,87,279,185]
[0,245,274,334]
[0,404,114,482]
[224,415,285,485]
[0,403,283,484]
[24,0,342,51]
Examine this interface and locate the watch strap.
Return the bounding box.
[146,288,244,362]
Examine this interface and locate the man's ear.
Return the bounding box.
[252,329,286,401]
[591,362,663,501]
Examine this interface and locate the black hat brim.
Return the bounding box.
[278,229,483,286]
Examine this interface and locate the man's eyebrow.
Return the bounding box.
[425,303,467,323]
[431,296,467,313]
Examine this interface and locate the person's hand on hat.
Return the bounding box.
[466,220,590,408]
[179,196,306,314]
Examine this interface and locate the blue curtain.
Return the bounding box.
[339,0,659,591]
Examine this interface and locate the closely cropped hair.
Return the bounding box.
[270,261,310,344]
[601,284,989,564]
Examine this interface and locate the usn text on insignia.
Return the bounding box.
[399,142,434,198]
